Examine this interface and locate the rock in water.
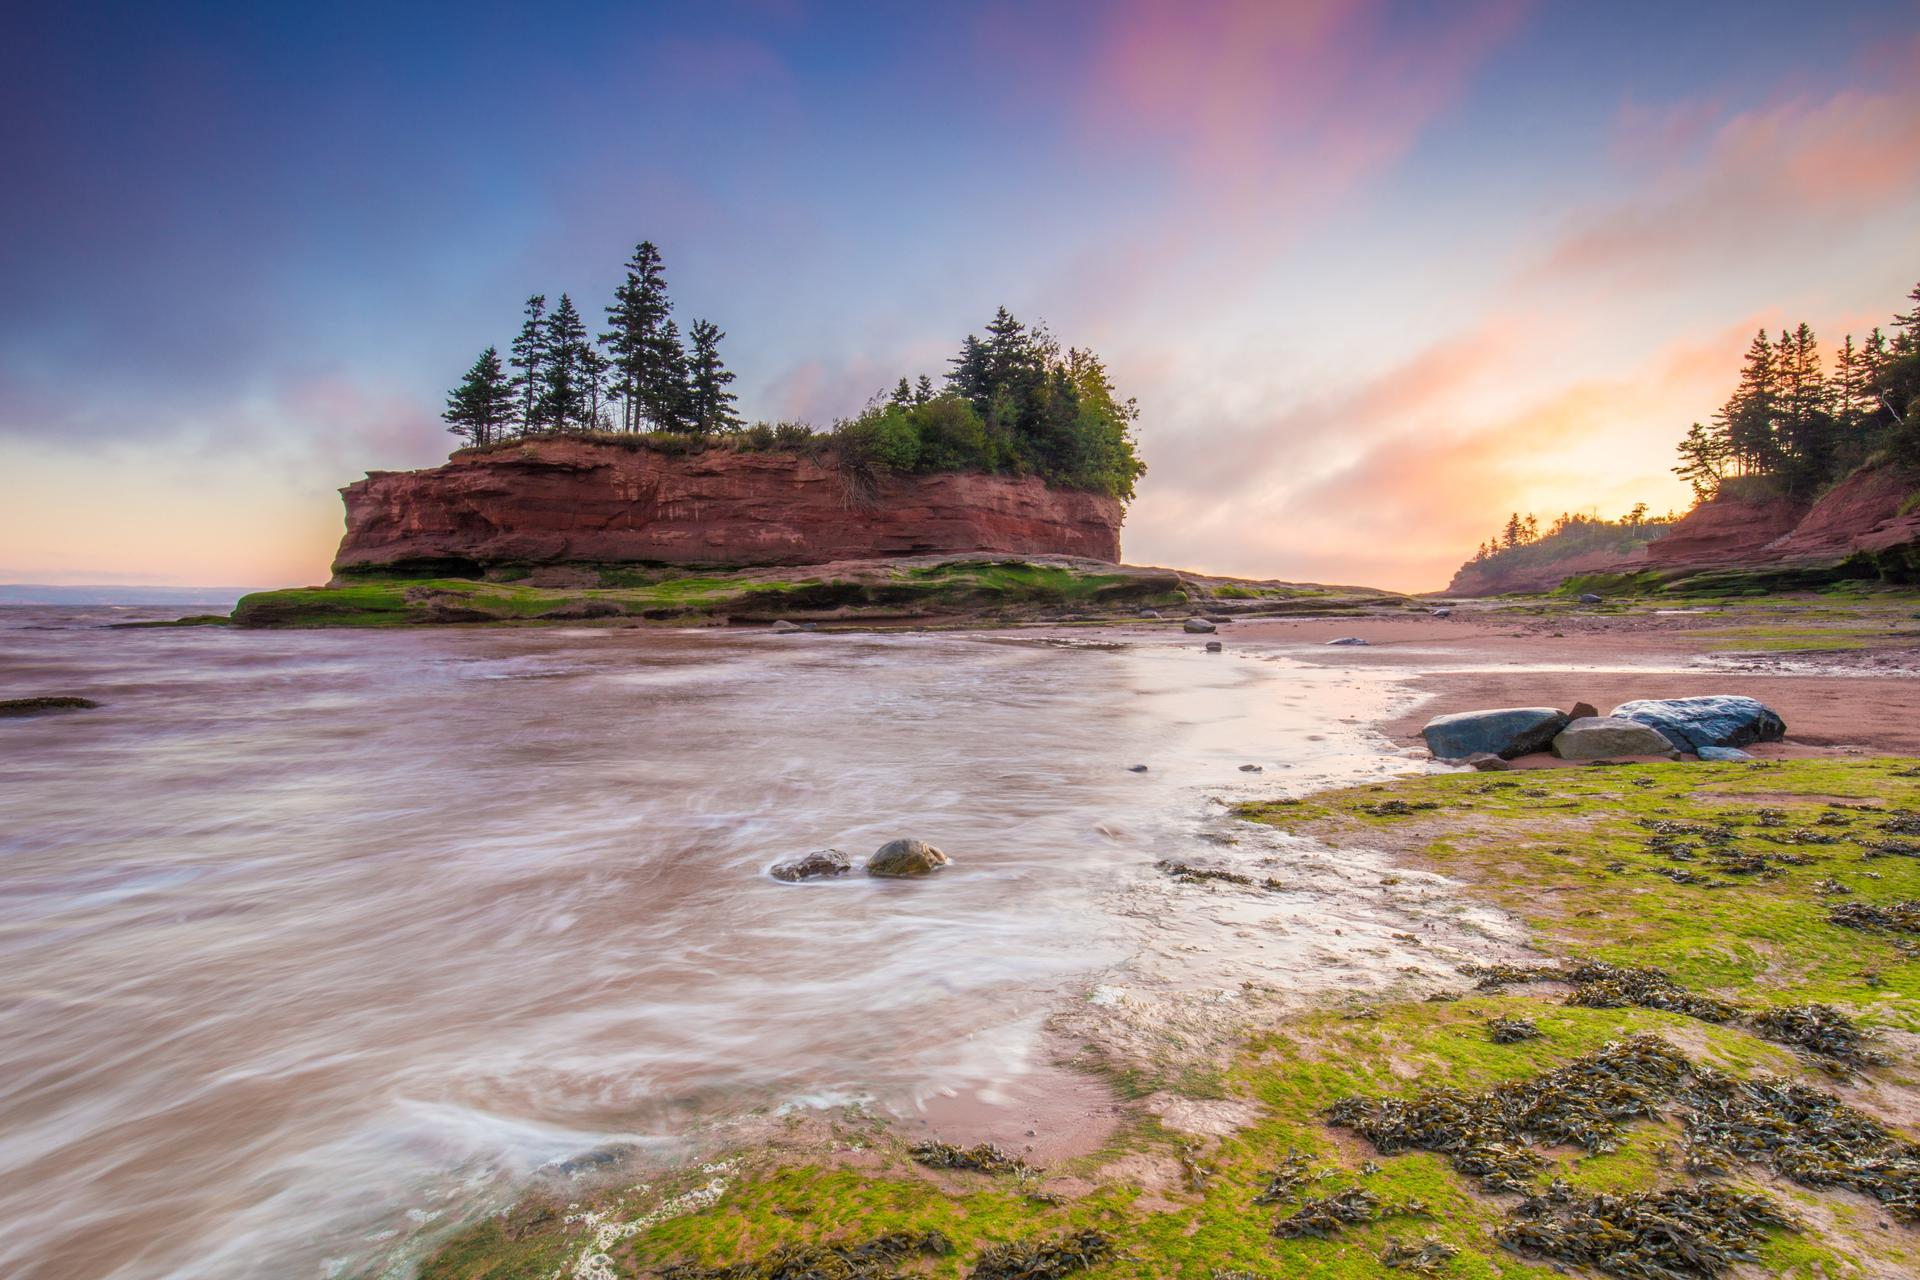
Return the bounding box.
[1326,636,1369,646]
[1183,617,1216,634]
[0,695,99,716]
[1609,696,1786,752]
[1697,745,1756,762]
[1550,716,1676,760]
[1421,707,1570,760]
[1578,593,1603,604]
[867,839,950,877]
[770,849,852,882]
[1127,764,1149,773]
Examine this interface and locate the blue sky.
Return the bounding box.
[5,1,1918,589]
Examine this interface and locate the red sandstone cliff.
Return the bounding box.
[1445,464,1919,594]
[331,439,1124,573]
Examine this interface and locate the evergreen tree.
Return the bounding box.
[947,334,991,406]
[642,317,691,430]
[890,376,914,406]
[1672,421,1728,502]
[914,374,935,405]
[538,294,591,430]
[508,294,549,432]
[685,319,741,432]
[581,341,612,431]
[443,346,515,447]
[1723,329,1778,474]
[1502,513,1524,549]
[602,242,673,431]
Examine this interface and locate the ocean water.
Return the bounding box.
[0,608,1482,1279]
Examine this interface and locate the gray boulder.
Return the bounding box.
[1609,696,1786,752]
[1697,745,1756,762]
[771,619,804,634]
[1431,607,1453,618]
[1422,707,1569,760]
[1326,636,1370,646]
[1551,716,1676,760]
[1204,640,1223,652]
[1578,593,1603,604]
[770,849,852,882]
[1138,608,1162,619]
[1183,617,1216,634]
[867,839,949,877]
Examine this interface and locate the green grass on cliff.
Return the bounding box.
[415,759,1920,1280]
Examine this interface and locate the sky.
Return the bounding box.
[4,1,1918,593]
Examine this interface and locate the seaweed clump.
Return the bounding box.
[1378,1236,1458,1275]
[662,1231,954,1280]
[1497,1183,1792,1279]
[1829,900,1920,934]
[1562,961,1740,1023]
[1749,1003,1886,1068]
[1487,1015,1544,1044]
[909,1141,1028,1175]
[968,1230,1113,1280]
[1327,1035,1687,1193]
[0,695,98,715]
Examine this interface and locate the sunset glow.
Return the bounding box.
[5,2,1918,591]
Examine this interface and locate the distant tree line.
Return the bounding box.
[1672,279,1920,502]
[1467,503,1675,568]
[442,241,740,446]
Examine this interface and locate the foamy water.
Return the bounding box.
[0,609,1484,1279]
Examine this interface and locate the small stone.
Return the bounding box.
[1696,745,1755,762]
[769,849,852,882]
[1464,752,1509,772]
[1578,593,1603,604]
[866,838,950,877]
[1430,607,1453,618]
[1183,617,1216,634]
[1326,636,1369,646]
[1127,764,1149,773]
[1239,764,1263,772]
[1204,640,1222,652]
[1138,608,1162,619]
[771,619,804,634]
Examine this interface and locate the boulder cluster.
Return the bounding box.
[769,838,949,882]
[1420,695,1786,769]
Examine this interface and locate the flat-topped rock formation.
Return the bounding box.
[331,438,1124,574]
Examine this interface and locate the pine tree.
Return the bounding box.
[685,319,741,432]
[602,242,673,431]
[1502,513,1524,549]
[890,376,914,406]
[642,317,691,430]
[1672,421,1729,503]
[509,294,548,432]
[581,341,611,431]
[539,294,590,430]
[1724,329,1777,474]
[948,334,991,407]
[443,346,515,447]
[914,375,935,405]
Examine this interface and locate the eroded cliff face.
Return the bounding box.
[331,439,1124,573]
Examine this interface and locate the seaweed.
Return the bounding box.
[1487,1015,1544,1044]
[1266,1187,1431,1239]
[909,1141,1029,1175]
[968,1230,1113,1280]
[1379,1236,1459,1275]
[1251,1150,1323,1205]
[1497,1183,1793,1279]
[1748,1003,1886,1068]
[1828,900,1920,934]
[1562,961,1740,1023]
[663,1231,954,1280]
[1156,859,1253,888]
[1358,799,1442,816]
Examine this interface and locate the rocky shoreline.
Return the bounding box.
[410,599,1920,1280]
